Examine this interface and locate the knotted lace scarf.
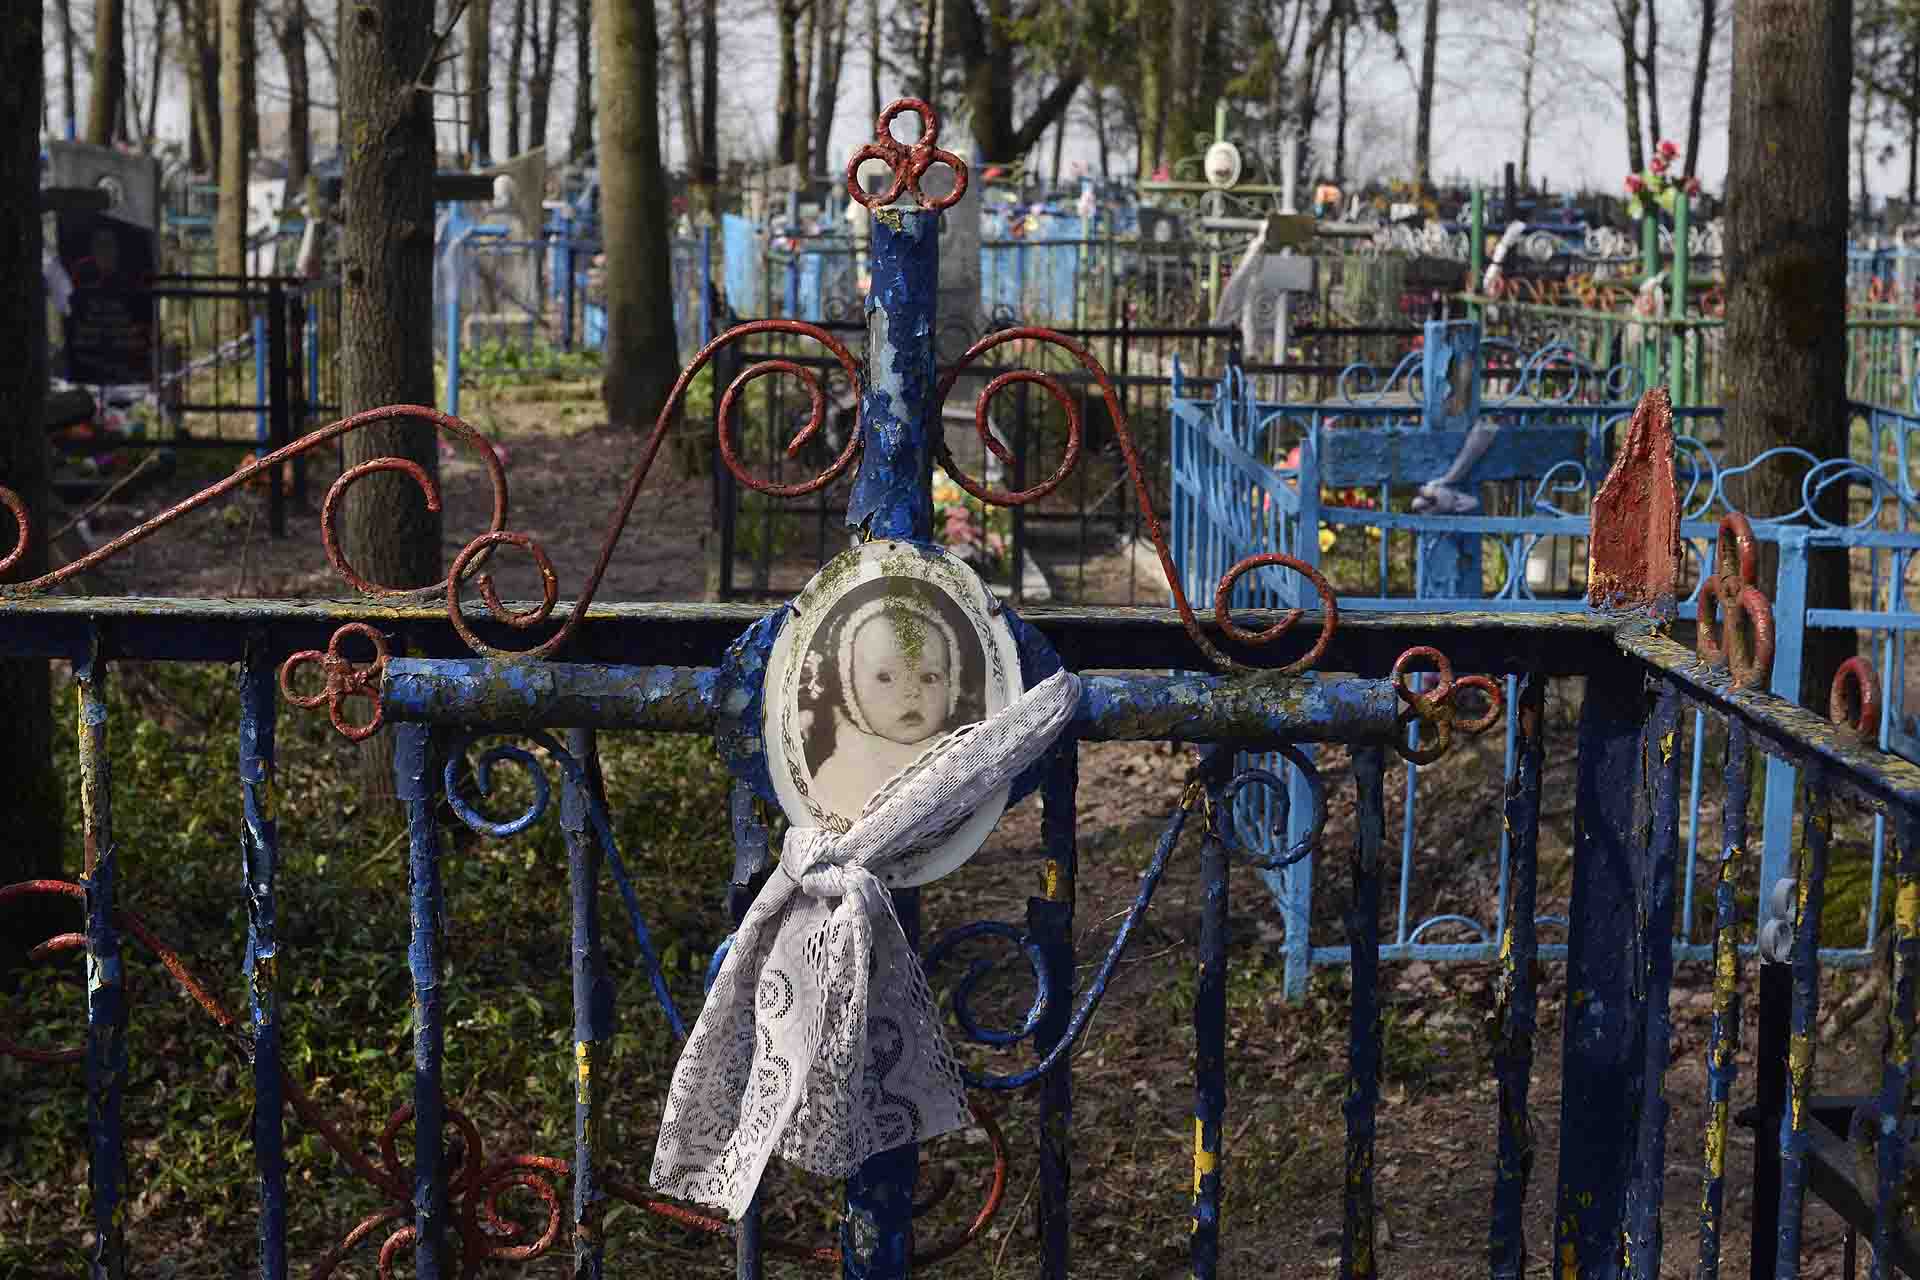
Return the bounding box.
[650,669,1083,1219]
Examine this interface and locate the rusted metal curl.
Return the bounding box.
[1696,512,1776,690]
[0,403,512,601]
[279,621,392,742]
[932,326,1341,673]
[1830,655,1882,742]
[1390,646,1505,766]
[442,318,863,661]
[845,98,969,212]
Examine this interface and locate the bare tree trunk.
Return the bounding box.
[1618,0,1645,173]
[341,0,445,798]
[1520,0,1540,188]
[569,0,593,159]
[87,0,127,145]
[795,0,818,176]
[868,0,881,120]
[1643,0,1662,146]
[1685,0,1718,175]
[775,0,803,166]
[146,2,167,144]
[58,0,78,137]
[466,0,492,160]
[672,0,699,174]
[505,0,526,155]
[275,0,312,195]
[0,0,65,980]
[1093,84,1110,179]
[811,0,848,180]
[1050,109,1064,184]
[529,0,561,151]
[217,0,250,278]
[917,0,937,101]
[1724,0,1853,703]
[699,0,716,185]
[1335,1,1350,183]
[1414,0,1439,193]
[1910,43,1918,206]
[597,0,679,429]
[176,0,221,171]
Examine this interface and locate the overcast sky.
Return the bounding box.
[59,1,1913,203]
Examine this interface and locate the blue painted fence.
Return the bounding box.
[1172,323,1920,994]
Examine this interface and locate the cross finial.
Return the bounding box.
[845,99,969,212]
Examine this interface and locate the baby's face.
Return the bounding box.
[850,617,951,746]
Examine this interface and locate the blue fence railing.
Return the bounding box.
[1172,334,1920,994]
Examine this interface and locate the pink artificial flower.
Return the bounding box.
[945,508,976,545]
[1649,155,1668,176]
[1625,174,1646,194]
[1658,139,1680,160]
[1684,177,1702,197]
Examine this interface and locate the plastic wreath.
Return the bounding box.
[1623,139,1702,220]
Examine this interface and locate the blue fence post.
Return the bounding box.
[700,225,714,347]
[252,312,269,455]
[1758,526,1810,893]
[77,637,128,1280]
[239,647,288,1279]
[839,180,940,1278]
[445,230,466,417]
[561,729,612,1277]
[396,725,451,1276]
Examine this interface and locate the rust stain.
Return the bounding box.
[1588,387,1681,613]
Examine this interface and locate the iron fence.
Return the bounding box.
[8,99,1920,1280]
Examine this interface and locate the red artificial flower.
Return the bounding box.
[1649,155,1669,175]
[1625,174,1646,194]
[1684,176,1702,197]
[1658,139,1680,160]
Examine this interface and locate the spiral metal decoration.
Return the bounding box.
[1695,512,1776,690]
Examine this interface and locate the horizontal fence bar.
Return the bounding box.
[1616,629,1920,813]
[0,597,1621,675]
[382,658,1405,745]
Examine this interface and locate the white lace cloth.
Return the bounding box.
[650,669,1082,1219]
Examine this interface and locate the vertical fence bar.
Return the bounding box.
[839,189,939,1280]
[397,724,450,1276]
[1775,766,1833,1278]
[239,647,288,1279]
[1489,674,1546,1280]
[562,729,611,1279]
[1760,528,1811,893]
[1032,746,1078,1279]
[1697,720,1752,1280]
[1668,197,1691,408]
[1191,748,1235,1278]
[1626,680,1684,1280]
[1555,653,1652,1280]
[266,280,290,538]
[728,782,771,1280]
[252,310,269,453]
[1342,745,1387,1280]
[1871,809,1919,1280]
[77,638,127,1280]
[1752,956,1790,1280]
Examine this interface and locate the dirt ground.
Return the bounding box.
[36,388,1893,1277]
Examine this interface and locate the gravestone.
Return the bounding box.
[47,142,161,232]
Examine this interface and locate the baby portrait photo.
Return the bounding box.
[764,542,1024,885]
